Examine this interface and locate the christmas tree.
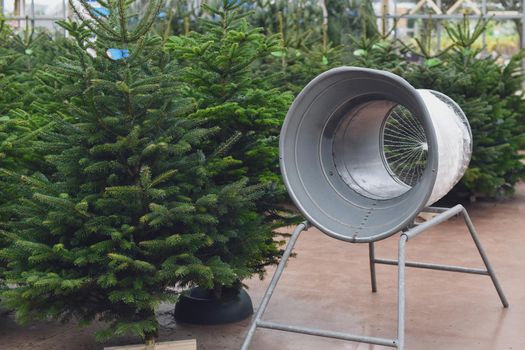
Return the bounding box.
[0,21,64,211]
[347,28,408,77]
[248,0,343,94]
[0,19,66,289]
[165,0,293,196]
[325,0,377,46]
[1,0,278,344]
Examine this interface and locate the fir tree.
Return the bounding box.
[0,21,63,113]
[269,42,342,95]
[249,0,344,94]
[0,20,65,289]
[326,0,377,46]
[347,33,408,77]
[0,23,64,209]
[250,0,323,39]
[1,0,278,344]
[165,0,296,299]
[165,0,293,194]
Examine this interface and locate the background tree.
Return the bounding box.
[0,18,66,289]
[0,21,65,208]
[1,0,279,345]
[166,0,294,201]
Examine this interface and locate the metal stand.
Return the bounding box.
[240,205,508,350]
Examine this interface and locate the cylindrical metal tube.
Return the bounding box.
[280,67,472,242]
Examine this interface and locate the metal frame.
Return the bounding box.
[0,0,68,32]
[377,0,525,50]
[241,205,508,350]
[1,0,525,53]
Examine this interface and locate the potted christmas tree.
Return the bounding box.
[1,0,280,345]
[165,0,293,324]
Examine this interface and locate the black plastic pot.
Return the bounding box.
[174,287,253,325]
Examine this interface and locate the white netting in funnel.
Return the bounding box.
[382,105,429,188]
[418,89,472,205]
[380,90,471,206]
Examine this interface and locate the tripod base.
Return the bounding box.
[240,205,508,350]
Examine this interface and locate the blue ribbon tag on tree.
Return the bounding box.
[91,7,110,17]
[107,48,130,60]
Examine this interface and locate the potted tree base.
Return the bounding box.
[174,286,253,325]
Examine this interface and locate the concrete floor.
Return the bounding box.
[1,183,524,350]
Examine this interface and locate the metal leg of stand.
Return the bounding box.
[242,205,508,350]
[397,234,408,350]
[369,242,378,293]
[398,205,509,308]
[241,222,398,349]
[240,222,308,350]
[460,207,509,308]
[390,205,509,350]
